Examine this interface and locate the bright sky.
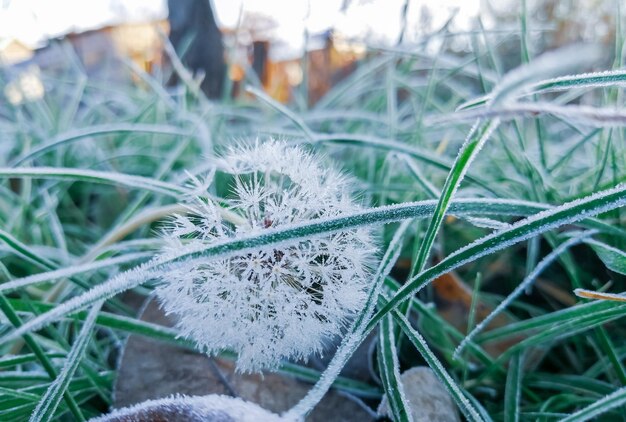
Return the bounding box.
[0,0,481,48]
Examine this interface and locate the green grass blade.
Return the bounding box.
[0,296,84,421]
[504,352,523,422]
[367,183,626,331]
[3,186,625,347]
[378,313,412,422]
[246,86,315,140]
[0,167,186,197]
[311,133,499,194]
[585,238,626,275]
[392,307,484,422]
[496,305,626,360]
[10,124,192,167]
[413,119,499,273]
[29,301,102,422]
[478,300,626,344]
[561,385,626,422]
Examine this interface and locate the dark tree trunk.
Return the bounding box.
[167,0,226,99]
[252,40,270,86]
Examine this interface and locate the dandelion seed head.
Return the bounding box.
[156,140,377,372]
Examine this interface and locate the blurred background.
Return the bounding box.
[0,0,619,106]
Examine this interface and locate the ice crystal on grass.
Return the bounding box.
[89,394,284,422]
[156,140,377,372]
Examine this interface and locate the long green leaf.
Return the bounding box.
[11,124,193,166]
[0,168,186,197]
[378,313,412,422]
[30,301,102,422]
[392,308,484,422]
[367,183,626,331]
[3,185,625,352]
[413,119,498,273]
[585,238,626,275]
[504,352,523,422]
[0,296,84,421]
[561,385,626,422]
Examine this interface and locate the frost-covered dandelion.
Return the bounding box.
[156,140,377,372]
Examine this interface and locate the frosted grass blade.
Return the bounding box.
[454,233,592,358]
[560,385,626,422]
[11,124,193,166]
[378,313,412,422]
[2,186,624,349]
[29,302,103,422]
[392,308,484,422]
[0,167,187,197]
[368,183,626,331]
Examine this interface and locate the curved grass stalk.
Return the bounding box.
[81,204,187,262]
[1,186,624,349]
[310,132,500,195]
[412,119,499,273]
[11,124,193,166]
[0,252,151,293]
[429,102,626,127]
[246,86,315,140]
[458,69,626,110]
[494,304,626,362]
[560,385,626,421]
[489,44,601,105]
[0,168,187,198]
[476,299,626,345]
[367,183,626,332]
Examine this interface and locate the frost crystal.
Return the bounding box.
[156,140,376,372]
[89,394,285,422]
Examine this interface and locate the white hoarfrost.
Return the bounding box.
[156,140,377,372]
[89,394,285,422]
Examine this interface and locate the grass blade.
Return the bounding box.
[11,124,192,166]
[0,167,186,197]
[585,238,626,275]
[0,296,84,421]
[504,352,523,422]
[368,183,626,331]
[413,119,499,273]
[378,313,412,422]
[560,385,626,422]
[392,308,484,422]
[29,301,102,422]
[3,185,625,347]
